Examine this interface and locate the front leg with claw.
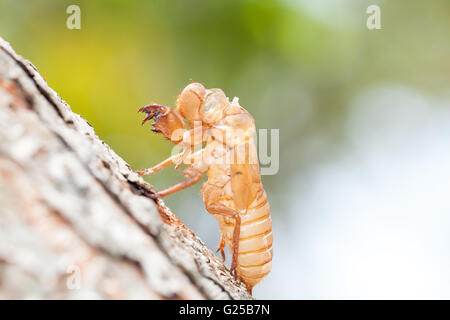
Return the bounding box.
[139,104,186,143]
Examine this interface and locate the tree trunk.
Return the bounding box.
[0,37,252,300]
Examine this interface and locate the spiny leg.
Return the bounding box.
[137,152,185,176]
[206,204,241,280]
[216,234,226,262]
[152,166,202,198]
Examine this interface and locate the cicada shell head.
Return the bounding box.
[176,82,206,122]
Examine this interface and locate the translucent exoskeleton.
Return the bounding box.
[137,83,273,294]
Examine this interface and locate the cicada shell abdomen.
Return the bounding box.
[213,138,273,292]
[218,188,273,290]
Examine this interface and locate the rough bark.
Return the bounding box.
[0,37,252,300]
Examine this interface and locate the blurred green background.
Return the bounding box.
[1,0,449,299]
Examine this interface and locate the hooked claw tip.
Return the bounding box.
[141,112,156,125]
[149,193,159,199]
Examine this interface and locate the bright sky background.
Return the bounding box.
[257,85,450,299]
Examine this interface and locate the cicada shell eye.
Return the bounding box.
[201,89,228,124]
[176,83,206,122]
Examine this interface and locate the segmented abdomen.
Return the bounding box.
[216,189,273,290]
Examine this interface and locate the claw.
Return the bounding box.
[138,103,185,143]
[216,234,226,262]
[139,104,165,125]
[141,112,155,125]
[216,247,226,262]
[231,268,238,281]
[149,192,160,199]
[136,169,154,175]
[138,104,164,121]
[138,104,166,114]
